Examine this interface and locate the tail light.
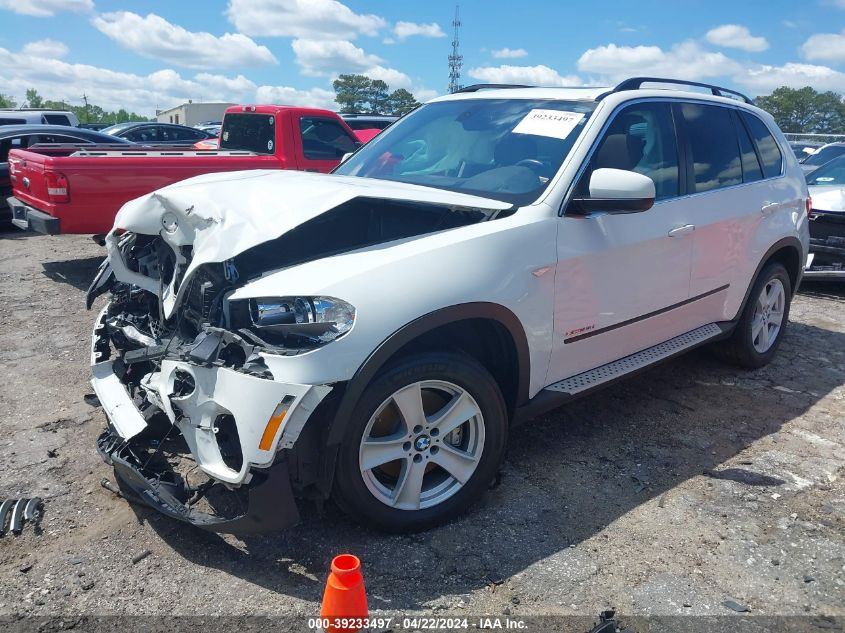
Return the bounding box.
[45,171,69,203]
[806,196,812,216]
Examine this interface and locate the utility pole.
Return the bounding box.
[82,93,91,123]
[448,4,463,94]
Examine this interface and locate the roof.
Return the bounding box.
[430,77,755,108]
[430,87,610,103]
[0,124,131,141]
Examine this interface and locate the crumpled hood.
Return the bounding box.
[809,185,845,212]
[108,169,510,318]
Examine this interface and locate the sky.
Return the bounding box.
[0,0,844,117]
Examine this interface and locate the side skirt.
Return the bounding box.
[512,321,734,425]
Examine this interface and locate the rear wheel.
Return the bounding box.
[332,352,507,532]
[715,262,791,368]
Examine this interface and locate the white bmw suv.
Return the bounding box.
[88,78,809,533]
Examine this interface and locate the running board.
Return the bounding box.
[544,323,723,396]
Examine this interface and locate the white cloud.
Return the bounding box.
[0,44,270,115]
[0,0,92,17]
[255,84,337,110]
[800,29,845,63]
[91,11,276,70]
[414,88,440,102]
[392,21,445,41]
[491,48,528,59]
[21,39,68,58]
[291,39,411,87]
[467,64,581,86]
[577,40,741,81]
[226,0,385,39]
[705,24,769,52]
[734,62,845,94]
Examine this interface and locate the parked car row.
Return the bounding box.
[7,105,368,233]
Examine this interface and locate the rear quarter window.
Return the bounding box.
[740,112,783,179]
[0,118,26,126]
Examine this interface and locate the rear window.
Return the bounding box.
[219,113,276,154]
[43,114,71,126]
[806,156,845,186]
[0,136,27,162]
[740,112,783,178]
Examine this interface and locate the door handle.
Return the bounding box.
[668,224,695,237]
[761,202,779,215]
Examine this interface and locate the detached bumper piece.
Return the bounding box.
[0,497,43,536]
[7,197,60,234]
[97,429,300,534]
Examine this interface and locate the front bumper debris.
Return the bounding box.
[97,428,299,533]
[90,300,332,533]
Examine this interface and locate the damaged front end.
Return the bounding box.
[88,231,332,533]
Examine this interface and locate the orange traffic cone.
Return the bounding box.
[320,554,368,632]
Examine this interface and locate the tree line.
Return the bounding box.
[0,89,149,124]
[3,82,842,134]
[332,74,420,115]
[755,86,845,135]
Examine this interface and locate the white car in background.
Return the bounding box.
[88,77,809,533]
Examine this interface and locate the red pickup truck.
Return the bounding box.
[7,105,362,234]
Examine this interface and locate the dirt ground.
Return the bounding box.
[0,230,843,629]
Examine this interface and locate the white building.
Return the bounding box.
[155,101,235,127]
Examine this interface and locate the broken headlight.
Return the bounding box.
[232,296,356,346]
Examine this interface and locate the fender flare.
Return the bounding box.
[325,302,531,446]
[732,236,804,321]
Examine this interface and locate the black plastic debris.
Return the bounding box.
[587,610,636,633]
[0,497,43,536]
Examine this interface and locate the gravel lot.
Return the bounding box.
[0,230,843,629]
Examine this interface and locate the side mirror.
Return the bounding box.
[569,168,656,215]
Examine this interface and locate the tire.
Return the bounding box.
[332,351,508,533]
[715,262,792,369]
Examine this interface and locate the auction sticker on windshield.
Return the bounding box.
[512,109,584,140]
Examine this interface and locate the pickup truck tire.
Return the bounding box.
[332,351,507,533]
[715,262,792,369]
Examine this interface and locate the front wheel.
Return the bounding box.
[332,352,507,533]
[715,262,792,368]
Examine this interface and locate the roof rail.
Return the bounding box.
[454,83,534,93]
[608,77,754,104]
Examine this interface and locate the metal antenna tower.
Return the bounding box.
[448,5,463,93]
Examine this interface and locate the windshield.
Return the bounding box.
[807,155,845,186]
[334,98,595,204]
[219,113,276,154]
[804,144,845,167]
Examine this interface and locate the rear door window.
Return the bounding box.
[740,112,783,178]
[0,118,26,126]
[125,126,159,143]
[680,103,742,193]
[300,117,357,160]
